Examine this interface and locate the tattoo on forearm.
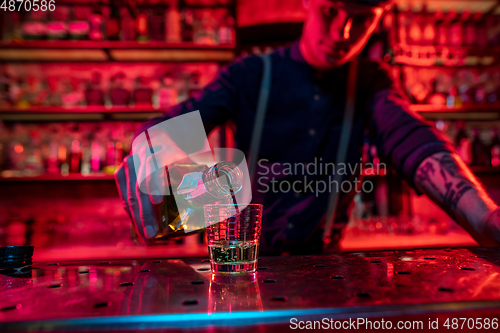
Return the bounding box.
[415,154,473,219]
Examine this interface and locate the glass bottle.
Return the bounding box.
[85,72,105,106]
[88,2,104,41]
[120,5,136,41]
[156,161,244,241]
[165,0,181,43]
[491,129,500,167]
[155,72,177,109]
[471,128,489,166]
[136,7,149,42]
[454,120,471,165]
[149,1,165,41]
[182,9,195,42]
[133,76,153,106]
[106,0,121,41]
[69,6,91,40]
[47,6,69,40]
[109,72,131,106]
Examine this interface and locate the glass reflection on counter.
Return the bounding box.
[208,273,262,313]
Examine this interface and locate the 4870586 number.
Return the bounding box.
[1,0,55,11]
[443,318,498,330]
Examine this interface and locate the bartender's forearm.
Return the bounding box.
[414,152,500,246]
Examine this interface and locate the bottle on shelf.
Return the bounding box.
[47,6,70,40]
[165,0,182,43]
[407,5,422,45]
[44,76,63,107]
[85,72,105,106]
[106,0,121,41]
[120,5,136,41]
[155,72,178,109]
[62,77,85,107]
[446,85,462,108]
[454,120,472,165]
[88,2,105,41]
[218,11,235,45]
[471,128,490,167]
[464,10,476,46]
[136,6,149,42]
[182,9,195,42]
[69,127,82,174]
[194,10,217,45]
[21,10,47,40]
[69,6,91,40]
[491,129,500,167]
[421,4,436,46]
[133,76,153,106]
[149,1,165,41]
[448,10,463,46]
[109,72,131,106]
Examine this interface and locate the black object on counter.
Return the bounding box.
[0,246,34,276]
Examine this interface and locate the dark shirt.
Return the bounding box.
[138,41,455,255]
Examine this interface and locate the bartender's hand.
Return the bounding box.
[115,136,188,245]
[415,152,500,247]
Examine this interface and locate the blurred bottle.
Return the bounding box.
[85,72,105,106]
[472,128,490,166]
[218,12,235,45]
[182,9,195,42]
[106,0,121,41]
[491,129,500,167]
[448,11,463,46]
[120,5,136,41]
[136,7,149,42]
[149,1,165,41]
[89,2,105,41]
[436,11,450,46]
[46,129,59,174]
[155,72,177,109]
[464,10,476,46]
[421,5,436,46]
[69,6,91,40]
[69,127,82,173]
[44,76,63,106]
[62,77,85,107]
[109,72,131,106]
[166,0,182,42]
[133,76,153,106]
[447,85,462,108]
[21,10,47,40]
[194,10,217,45]
[474,73,487,105]
[397,8,409,44]
[476,13,489,47]
[47,6,69,40]
[104,129,123,174]
[407,5,422,45]
[455,120,472,165]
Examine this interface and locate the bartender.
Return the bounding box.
[116,0,500,255]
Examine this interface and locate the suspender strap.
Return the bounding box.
[249,54,272,182]
[322,60,359,248]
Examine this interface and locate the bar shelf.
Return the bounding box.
[0,173,115,182]
[393,43,500,68]
[410,105,500,120]
[0,106,164,121]
[0,41,236,62]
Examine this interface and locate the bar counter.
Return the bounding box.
[1,248,500,332]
